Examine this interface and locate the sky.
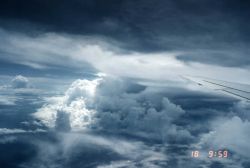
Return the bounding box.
[0,0,250,168]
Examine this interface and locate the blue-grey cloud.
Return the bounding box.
[0,29,97,78]
[11,75,30,89]
[0,0,250,67]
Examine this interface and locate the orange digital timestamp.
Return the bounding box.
[191,150,228,158]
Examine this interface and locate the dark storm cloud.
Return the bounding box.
[1,0,250,67]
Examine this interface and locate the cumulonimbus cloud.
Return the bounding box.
[34,75,194,143]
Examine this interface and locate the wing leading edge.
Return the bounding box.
[184,76,250,101]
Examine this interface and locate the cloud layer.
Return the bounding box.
[1,28,250,85]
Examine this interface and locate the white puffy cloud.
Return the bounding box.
[34,78,101,130]
[0,75,45,106]
[92,76,192,142]
[198,116,250,159]
[11,75,30,88]
[233,101,250,120]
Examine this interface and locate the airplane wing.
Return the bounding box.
[183,76,250,101]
